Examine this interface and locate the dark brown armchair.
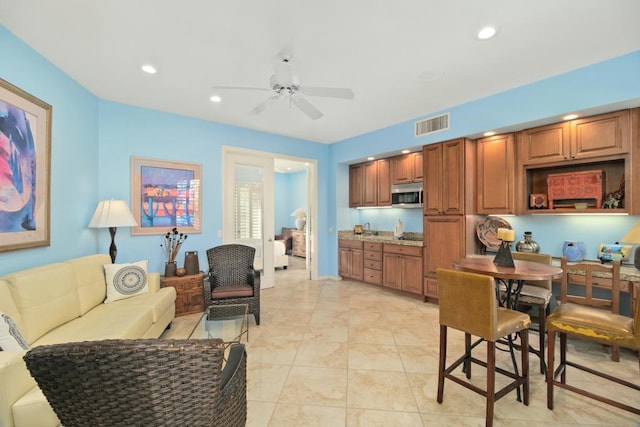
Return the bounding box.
[205,244,261,325]
[23,339,247,427]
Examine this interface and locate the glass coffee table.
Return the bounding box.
[188,304,249,346]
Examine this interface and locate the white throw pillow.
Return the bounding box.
[104,260,149,303]
[0,312,29,350]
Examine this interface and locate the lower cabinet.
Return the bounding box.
[382,244,423,294]
[423,215,466,301]
[339,239,363,281]
[363,242,383,285]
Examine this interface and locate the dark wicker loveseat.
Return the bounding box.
[23,339,246,427]
[205,244,261,325]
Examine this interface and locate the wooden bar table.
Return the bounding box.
[452,256,563,397]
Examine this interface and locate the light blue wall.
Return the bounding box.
[326,51,640,275]
[275,170,307,233]
[97,100,327,274]
[0,25,99,275]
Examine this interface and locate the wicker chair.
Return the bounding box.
[23,339,247,427]
[205,244,261,325]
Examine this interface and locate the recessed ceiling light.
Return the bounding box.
[477,26,498,40]
[141,64,157,74]
[401,149,410,154]
[367,157,375,161]
[563,114,579,121]
[484,131,496,137]
[210,95,222,103]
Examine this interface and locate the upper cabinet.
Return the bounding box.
[362,159,391,207]
[517,109,637,214]
[476,134,515,215]
[424,138,473,215]
[349,164,364,208]
[392,152,423,184]
[519,110,630,166]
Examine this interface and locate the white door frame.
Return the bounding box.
[222,146,319,281]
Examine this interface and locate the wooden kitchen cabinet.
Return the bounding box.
[382,244,423,294]
[423,215,466,301]
[349,164,364,207]
[392,152,423,184]
[363,159,391,207]
[423,138,472,215]
[519,110,630,166]
[476,133,515,214]
[161,272,204,316]
[339,239,363,281]
[363,242,383,285]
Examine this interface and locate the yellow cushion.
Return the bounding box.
[67,254,111,314]
[547,302,637,349]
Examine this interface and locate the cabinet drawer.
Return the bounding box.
[364,250,383,261]
[363,268,382,285]
[364,259,383,270]
[383,244,423,257]
[364,242,382,251]
[339,239,363,249]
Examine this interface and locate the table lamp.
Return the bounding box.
[493,227,516,267]
[621,220,640,269]
[291,208,306,230]
[89,200,138,263]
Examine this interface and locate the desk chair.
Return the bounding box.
[560,257,621,361]
[437,268,531,427]
[547,258,640,415]
[503,252,553,374]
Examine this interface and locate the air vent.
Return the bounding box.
[415,113,449,137]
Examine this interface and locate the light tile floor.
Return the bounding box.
[162,265,640,426]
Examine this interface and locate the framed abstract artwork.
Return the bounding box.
[0,78,52,252]
[130,157,202,235]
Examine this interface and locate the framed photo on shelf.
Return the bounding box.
[130,157,202,236]
[0,78,52,252]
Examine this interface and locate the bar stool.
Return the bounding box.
[437,268,531,427]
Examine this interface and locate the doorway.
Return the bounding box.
[222,147,317,287]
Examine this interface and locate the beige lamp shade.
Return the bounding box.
[89,200,137,263]
[621,221,640,244]
[89,200,137,228]
[290,208,306,218]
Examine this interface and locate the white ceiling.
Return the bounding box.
[1,1,639,144]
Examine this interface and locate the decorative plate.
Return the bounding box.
[476,216,512,251]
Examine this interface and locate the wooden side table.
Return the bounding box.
[160,272,204,316]
[292,229,306,257]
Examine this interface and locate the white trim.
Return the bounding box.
[221,146,319,281]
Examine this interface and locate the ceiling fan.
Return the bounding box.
[214,58,354,120]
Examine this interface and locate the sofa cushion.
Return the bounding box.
[104,260,149,303]
[0,312,29,350]
[12,386,59,427]
[33,300,155,346]
[4,263,81,344]
[211,284,254,298]
[67,254,111,314]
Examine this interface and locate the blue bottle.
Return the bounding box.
[563,241,585,262]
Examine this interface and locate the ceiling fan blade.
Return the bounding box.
[291,97,323,120]
[213,85,271,92]
[302,86,355,99]
[250,94,281,115]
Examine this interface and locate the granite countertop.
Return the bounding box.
[338,230,423,247]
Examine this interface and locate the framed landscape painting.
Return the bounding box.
[0,78,52,252]
[130,157,202,235]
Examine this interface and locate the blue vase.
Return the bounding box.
[563,241,585,262]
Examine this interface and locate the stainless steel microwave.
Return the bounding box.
[391,183,423,208]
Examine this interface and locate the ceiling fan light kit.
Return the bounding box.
[215,57,354,120]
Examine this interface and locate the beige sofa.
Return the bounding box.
[0,254,176,427]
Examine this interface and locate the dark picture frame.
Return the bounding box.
[130,157,202,236]
[0,78,52,252]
